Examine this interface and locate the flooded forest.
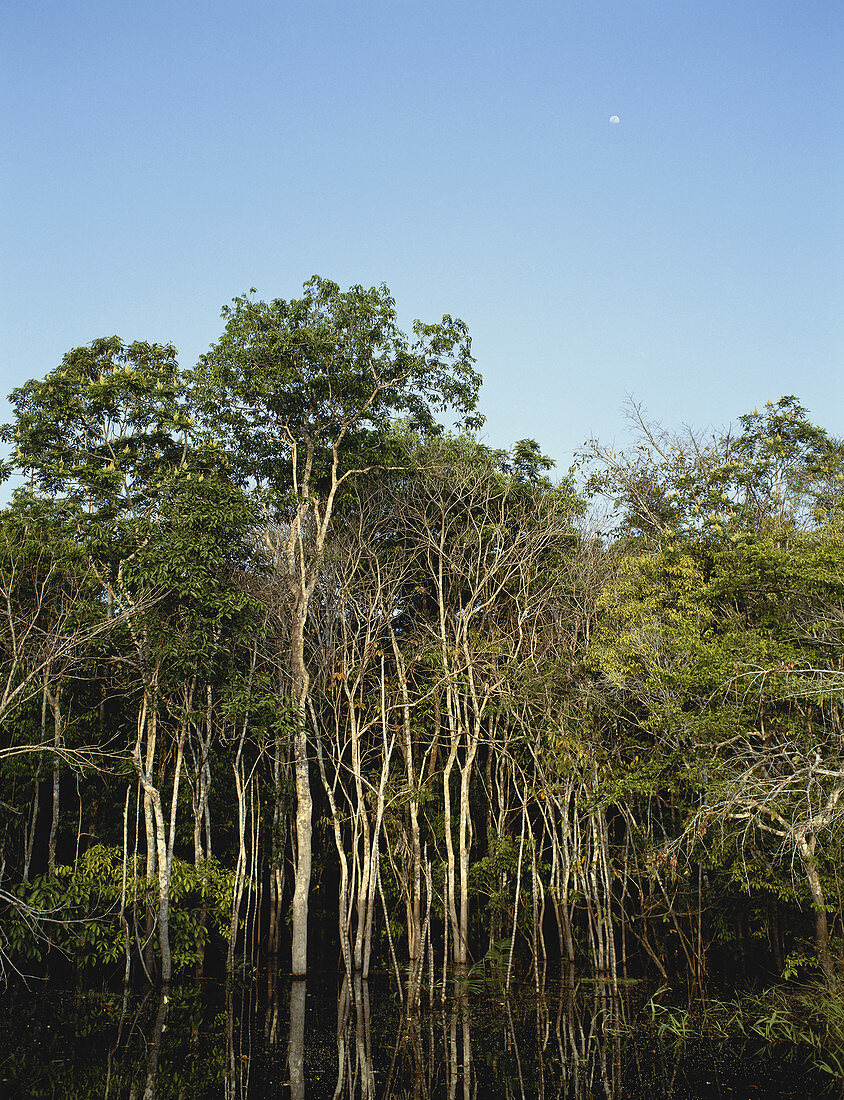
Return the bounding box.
[1,278,843,1096]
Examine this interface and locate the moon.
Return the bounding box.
[609,115,620,124]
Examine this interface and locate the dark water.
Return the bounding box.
[0,973,828,1099]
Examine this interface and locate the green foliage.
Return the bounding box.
[191,276,484,493]
[643,979,844,1082]
[3,301,844,1023]
[4,848,234,975]
[2,337,187,514]
[471,831,524,926]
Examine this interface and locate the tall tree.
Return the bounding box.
[192,277,482,975]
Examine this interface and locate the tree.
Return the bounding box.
[2,336,187,522]
[1,337,256,983]
[390,436,577,971]
[0,500,158,981]
[587,398,844,984]
[192,277,483,976]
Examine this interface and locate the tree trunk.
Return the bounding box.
[23,778,39,884]
[267,713,286,984]
[290,615,312,978]
[362,665,395,978]
[457,728,478,969]
[442,730,461,971]
[142,779,172,983]
[47,686,61,875]
[798,832,835,984]
[135,694,172,983]
[390,628,423,966]
[228,756,248,977]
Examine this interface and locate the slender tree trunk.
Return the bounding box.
[120,786,132,987]
[390,628,422,966]
[312,699,353,978]
[135,690,173,983]
[166,723,186,876]
[506,808,526,992]
[290,610,312,978]
[798,832,835,984]
[46,686,61,875]
[267,713,285,982]
[23,778,39,884]
[456,726,478,969]
[350,705,371,973]
[443,727,461,971]
[228,756,248,977]
[24,671,51,883]
[362,662,395,978]
[280,440,344,979]
[140,778,172,983]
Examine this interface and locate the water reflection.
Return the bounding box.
[101,985,170,1099]
[321,975,624,1100]
[288,980,306,1100]
[0,973,817,1097]
[226,980,259,1100]
[133,975,626,1098]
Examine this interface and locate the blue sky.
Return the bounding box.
[2,0,842,476]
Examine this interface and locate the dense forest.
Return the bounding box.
[1,276,843,1014]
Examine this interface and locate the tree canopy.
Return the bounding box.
[0,282,842,1024]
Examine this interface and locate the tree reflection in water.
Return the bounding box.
[215,972,628,1099]
[0,973,814,1097]
[102,985,170,1100]
[320,973,624,1100]
[288,980,306,1100]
